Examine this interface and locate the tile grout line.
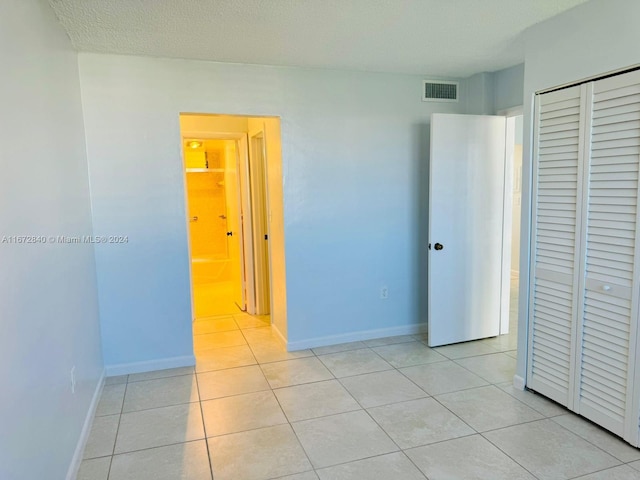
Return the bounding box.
[279,339,501,477]
[449,352,515,384]
[95,314,632,479]
[126,369,195,384]
[565,464,628,479]
[378,341,550,479]
[545,415,632,466]
[105,380,128,479]
[268,376,319,477]
[265,326,425,476]
[316,451,429,479]
[480,429,544,480]
[99,439,211,464]
[102,370,552,464]
[193,369,215,480]
[352,385,430,479]
[411,338,541,475]
[199,316,262,479]
[235,321,273,366]
[381,353,495,464]
[494,382,569,418]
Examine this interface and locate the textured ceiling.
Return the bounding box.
[48,0,589,77]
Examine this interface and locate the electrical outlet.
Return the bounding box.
[380,287,389,299]
[70,366,76,394]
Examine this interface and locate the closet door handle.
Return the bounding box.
[602,284,612,292]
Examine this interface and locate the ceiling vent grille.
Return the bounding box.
[423,80,458,102]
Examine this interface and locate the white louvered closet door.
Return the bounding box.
[574,70,640,441]
[527,85,587,407]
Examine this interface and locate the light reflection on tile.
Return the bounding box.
[82,312,637,480]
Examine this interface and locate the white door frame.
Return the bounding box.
[181,130,254,315]
[236,133,256,314]
[497,106,524,336]
[497,106,523,335]
[260,126,276,321]
[248,128,272,315]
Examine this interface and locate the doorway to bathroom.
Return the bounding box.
[184,137,245,317]
[179,114,286,333]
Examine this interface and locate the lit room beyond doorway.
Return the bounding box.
[180,112,287,356]
[185,139,244,317]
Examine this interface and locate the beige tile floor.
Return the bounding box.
[78,309,640,480]
[192,280,240,317]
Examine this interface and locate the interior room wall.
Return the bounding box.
[464,72,495,115]
[493,64,525,113]
[517,0,640,382]
[78,53,467,360]
[0,1,103,478]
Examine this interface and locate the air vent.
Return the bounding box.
[423,80,458,102]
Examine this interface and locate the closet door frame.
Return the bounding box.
[527,69,640,447]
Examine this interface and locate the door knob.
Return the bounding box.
[226,231,233,237]
[434,243,444,251]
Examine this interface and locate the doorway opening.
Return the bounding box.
[179,114,287,356]
[184,138,244,317]
[499,112,524,351]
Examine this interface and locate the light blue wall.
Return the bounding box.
[78,54,469,364]
[517,0,640,381]
[0,1,103,478]
[464,72,495,115]
[493,63,525,113]
[461,65,525,118]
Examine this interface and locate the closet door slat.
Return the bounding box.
[528,85,585,407]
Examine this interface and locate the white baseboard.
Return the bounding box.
[105,355,195,377]
[513,374,526,391]
[66,370,105,480]
[286,323,428,351]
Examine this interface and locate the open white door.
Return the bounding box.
[224,141,246,311]
[428,113,507,347]
[249,130,271,315]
